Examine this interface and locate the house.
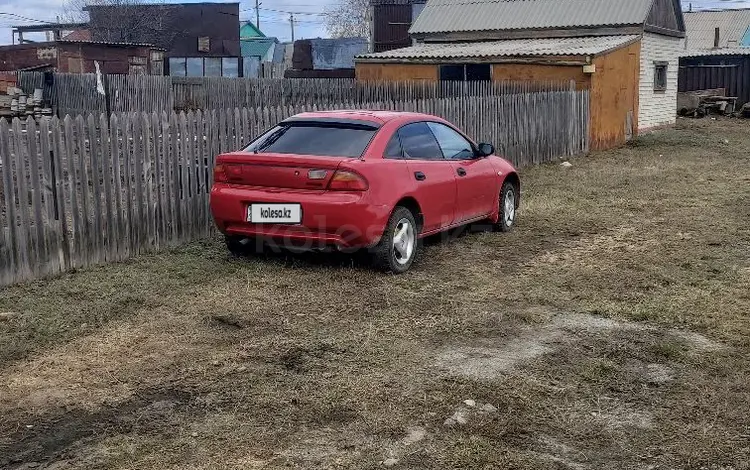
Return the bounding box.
[370,0,426,52]
[0,40,164,75]
[286,38,368,78]
[240,21,266,40]
[684,9,750,49]
[678,10,750,109]
[240,21,277,63]
[356,0,686,150]
[85,2,241,77]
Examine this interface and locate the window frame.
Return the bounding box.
[425,121,478,161]
[169,57,241,77]
[395,121,446,161]
[439,63,492,82]
[243,122,379,159]
[653,61,668,92]
[383,133,404,159]
[168,57,187,76]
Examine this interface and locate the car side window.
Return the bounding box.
[398,122,444,160]
[384,134,403,159]
[427,122,476,160]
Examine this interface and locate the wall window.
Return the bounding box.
[654,62,668,92]
[222,57,239,77]
[198,36,211,53]
[169,57,241,77]
[169,58,186,76]
[204,57,222,76]
[186,58,203,77]
[439,64,491,81]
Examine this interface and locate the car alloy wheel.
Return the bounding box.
[392,218,415,265]
[504,188,516,227]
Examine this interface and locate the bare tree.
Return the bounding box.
[62,0,178,48]
[324,0,370,39]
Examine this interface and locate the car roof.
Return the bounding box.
[289,110,437,125]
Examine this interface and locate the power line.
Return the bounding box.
[241,6,327,16]
[0,12,54,24]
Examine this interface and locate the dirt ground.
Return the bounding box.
[1,119,749,469]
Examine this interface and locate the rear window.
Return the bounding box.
[244,123,377,158]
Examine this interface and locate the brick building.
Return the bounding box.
[0,40,164,75]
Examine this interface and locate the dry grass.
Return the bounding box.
[1,118,750,469]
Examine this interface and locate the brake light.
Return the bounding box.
[213,164,228,183]
[327,170,369,191]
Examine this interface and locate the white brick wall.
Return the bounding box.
[638,33,684,130]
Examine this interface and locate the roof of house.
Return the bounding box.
[57,39,162,49]
[357,35,640,61]
[370,0,426,4]
[63,29,92,41]
[684,9,750,48]
[240,21,265,39]
[409,0,655,35]
[241,38,277,58]
[681,47,750,58]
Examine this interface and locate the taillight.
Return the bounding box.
[327,170,368,191]
[213,164,228,183]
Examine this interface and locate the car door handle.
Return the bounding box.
[456,167,467,177]
[414,171,426,181]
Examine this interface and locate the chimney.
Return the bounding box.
[714,27,720,48]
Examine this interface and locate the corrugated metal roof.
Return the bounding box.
[357,35,639,61]
[409,0,654,35]
[680,47,750,58]
[684,9,750,49]
[241,38,277,58]
[57,39,162,49]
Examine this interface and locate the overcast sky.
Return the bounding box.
[1,0,749,46]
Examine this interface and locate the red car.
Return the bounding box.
[210,110,519,273]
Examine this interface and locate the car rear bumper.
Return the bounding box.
[210,184,390,248]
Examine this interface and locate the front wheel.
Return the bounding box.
[372,206,419,274]
[495,181,518,232]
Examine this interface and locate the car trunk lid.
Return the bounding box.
[216,152,353,190]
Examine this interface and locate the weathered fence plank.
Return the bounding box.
[109,114,125,261]
[0,120,18,285]
[11,118,33,279]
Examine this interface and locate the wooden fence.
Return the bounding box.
[16,72,576,117]
[0,89,589,287]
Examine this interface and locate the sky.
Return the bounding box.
[1,0,750,46]
[0,0,334,44]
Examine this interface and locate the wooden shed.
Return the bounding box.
[356,0,686,151]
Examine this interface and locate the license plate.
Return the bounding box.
[247,203,302,224]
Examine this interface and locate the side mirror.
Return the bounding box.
[477,143,495,157]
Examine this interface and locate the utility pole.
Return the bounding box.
[255,0,260,30]
[290,13,295,42]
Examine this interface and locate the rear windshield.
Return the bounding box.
[244,123,376,158]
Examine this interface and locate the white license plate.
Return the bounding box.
[247,203,302,224]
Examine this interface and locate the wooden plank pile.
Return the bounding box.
[0,86,53,120]
[677,88,740,118]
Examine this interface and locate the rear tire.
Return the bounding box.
[372,206,418,274]
[495,181,518,232]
